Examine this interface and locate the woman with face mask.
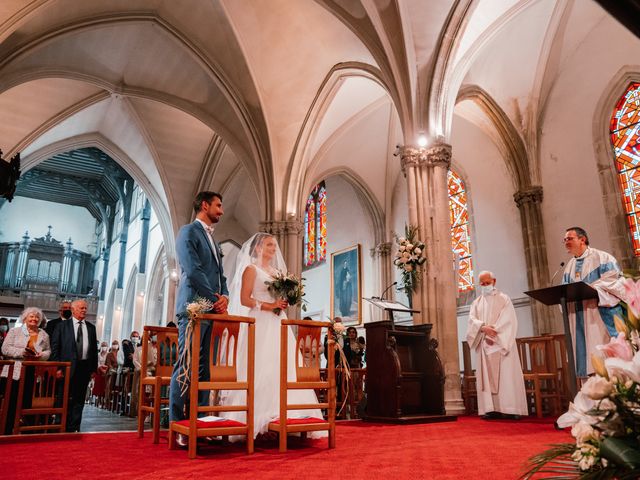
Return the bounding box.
[103,341,120,410]
[91,342,109,407]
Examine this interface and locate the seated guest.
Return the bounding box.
[0,317,10,358]
[1,307,51,434]
[105,341,119,373]
[92,341,109,403]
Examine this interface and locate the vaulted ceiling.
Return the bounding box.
[0,0,625,260]
[14,147,129,221]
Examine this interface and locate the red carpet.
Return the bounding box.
[0,416,571,479]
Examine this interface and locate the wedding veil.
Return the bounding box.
[227,232,288,317]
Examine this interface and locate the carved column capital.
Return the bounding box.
[399,146,423,176]
[513,185,543,208]
[399,142,452,175]
[259,220,304,236]
[370,241,393,258]
[424,142,452,169]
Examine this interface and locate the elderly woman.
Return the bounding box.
[1,307,51,434]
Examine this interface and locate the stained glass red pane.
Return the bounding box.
[447,170,474,292]
[317,184,327,262]
[305,196,316,266]
[303,182,327,267]
[611,82,640,256]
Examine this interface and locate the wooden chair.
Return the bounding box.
[119,370,134,416]
[13,360,71,434]
[169,313,255,459]
[517,336,562,418]
[460,341,478,414]
[549,333,571,409]
[268,319,336,453]
[0,360,14,434]
[138,325,178,443]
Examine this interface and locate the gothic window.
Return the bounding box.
[304,181,327,267]
[448,170,474,292]
[610,82,640,256]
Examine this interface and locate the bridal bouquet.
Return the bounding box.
[522,277,640,479]
[265,271,307,314]
[394,224,427,295]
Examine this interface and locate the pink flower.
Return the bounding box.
[623,278,640,317]
[597,332,634,361]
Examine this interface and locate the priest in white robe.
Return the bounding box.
[466,271,528,419]
[562,227,626,376]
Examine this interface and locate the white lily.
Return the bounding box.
[556,391,598,428]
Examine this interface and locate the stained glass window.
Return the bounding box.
[304,181,327,267]
[448,170,474,292]
[611,82,640,256]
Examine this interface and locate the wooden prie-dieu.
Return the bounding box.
[363,320,455,424]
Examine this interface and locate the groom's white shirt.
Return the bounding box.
[196,218,220,264]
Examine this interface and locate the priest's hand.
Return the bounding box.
[481,325,497,338]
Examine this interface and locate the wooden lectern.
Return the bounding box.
[525,281,599,398]
[362,299,453,423]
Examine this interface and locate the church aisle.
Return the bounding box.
[0,416,570,479]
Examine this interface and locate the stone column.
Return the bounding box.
[400,142,464,415]
[513,186,559,334]
[370,241,393,322]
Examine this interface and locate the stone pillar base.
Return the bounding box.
[444,398,466,416]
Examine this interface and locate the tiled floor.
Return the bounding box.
[80,404,144,432]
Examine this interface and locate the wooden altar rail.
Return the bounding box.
[461,334,570,417]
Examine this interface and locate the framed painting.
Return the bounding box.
[330,244,362,325]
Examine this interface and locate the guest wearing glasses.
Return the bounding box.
[561,227,625,377]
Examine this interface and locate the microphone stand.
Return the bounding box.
[380,281,398,300]
[549,262,566,286]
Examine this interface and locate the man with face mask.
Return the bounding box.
[466,271,527,420]
[45,301,72,338]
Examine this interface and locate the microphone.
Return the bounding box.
[549,261,566,286]
[381,281,398,300]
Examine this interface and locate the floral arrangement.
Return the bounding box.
[186,297,215,320]
[176,297,215,396]
[522,277,640,479]
[265,270,307,314]
[393,224,427,296]
[328,318,351,414]
[329,318,346,343]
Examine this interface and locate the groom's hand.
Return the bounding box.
[213,293,228,313]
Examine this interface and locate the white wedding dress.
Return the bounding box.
[221,266,327,439]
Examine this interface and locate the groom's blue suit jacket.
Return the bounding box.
[175,221,228,316]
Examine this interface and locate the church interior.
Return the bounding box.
[1,0,639,478]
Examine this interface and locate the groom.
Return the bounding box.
[170,191,229,441]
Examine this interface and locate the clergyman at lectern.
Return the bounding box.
[561,227,626,376]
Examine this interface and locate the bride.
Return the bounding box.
[221,233,326,439]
